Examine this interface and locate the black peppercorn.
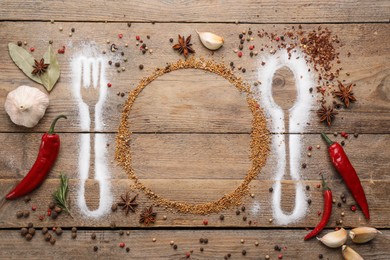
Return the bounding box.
[139,64,144,70]
[173,244,178,250]
[93,246,98,252]
[242,250,246,255]
[220,214,224,220]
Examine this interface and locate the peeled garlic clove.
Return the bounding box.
[317,228,348,248]
[350,227,382,244]
[4,85,49,128]
[342,245,364,260]
[196,30,224,50]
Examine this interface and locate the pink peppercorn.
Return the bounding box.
[136,36,140,41]
[119,242,125,248]
[351,205,357,212]
[30,47,35,52]
[308,146,313,151]
[249,45,254,50]
[107,83,112,88]
[203,220,208,225]
[32,206,36,211]
[185,252,190,258]
[237,51,243,58]
[317,211,322,216]
[118,34,123,39]
[47,209,51,216]
[278,254,283,259]
[275,37,280,41]
[317,184,321,188]
[39,215,44,221]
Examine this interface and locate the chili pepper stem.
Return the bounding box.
[321,175,330,191]
[49,115,67,134]
[321,133,334,146]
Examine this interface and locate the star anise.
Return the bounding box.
[32,58,49,75]
[172,34,195,58]
[317,104,338,126]
[139,206,157,225]
[117,192,138,215]
[334,81,356,108]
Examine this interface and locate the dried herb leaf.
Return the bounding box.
[8,43,42,84]
[40,45,60,92]
[53,174,73,218]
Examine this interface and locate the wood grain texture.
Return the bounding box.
[0,229,389,260]
[1,179,389,228]
[1,0,389,23]
[0,133,389,181]
[0,23,389,133]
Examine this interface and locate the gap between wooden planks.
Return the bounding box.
[0,0,389,23]
[0,23,389,133]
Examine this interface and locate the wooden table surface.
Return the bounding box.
[1,1,389,259]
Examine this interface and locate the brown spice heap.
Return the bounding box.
[115,57,270,214]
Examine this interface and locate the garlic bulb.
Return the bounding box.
[342,245,364,260]
[349,227,382,244]
[196,30,224,50]
[4,85,49,128]
[317,228,348,248]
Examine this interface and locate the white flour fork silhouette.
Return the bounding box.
[256,50,314,225]
[72,57,113,218]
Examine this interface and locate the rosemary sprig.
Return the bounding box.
[53,174,73,218]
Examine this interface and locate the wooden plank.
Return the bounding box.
[0,179,389,228]
[0,22,389,133]
[1,0,389,23]
[1,133,388,181]
[0,229,389,259]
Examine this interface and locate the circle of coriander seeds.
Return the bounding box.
[115,57,270,214]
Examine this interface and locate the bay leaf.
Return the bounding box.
[40,45,60,92]
[8,43,42,84]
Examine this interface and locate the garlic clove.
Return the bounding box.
[342,245,364,260]
[317,228,348,248]
[196,30,224,50]
[349,227,382,244]
[4,85,49,128]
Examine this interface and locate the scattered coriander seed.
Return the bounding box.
[250,193,255,198]
[139,64,144,70]
[163,215,167,220]
[69,33,72,37]
[125,43,128,47]
[106,39,110,44]
[59,27,63,31]
[334,132,338,137]
[332,199,336,203]
[316,145,320,149]
[110,221,116,229]
[265,255,270,259]
[152,238,156,242]
[255,241,259,246]
[55,227,62,236]
[111,203,118,211]
[124,58,128,62]
[54,206,62,213]
[341,212,345,217]
[170,240,174,245]
[93,246,98,252]
[26,234,33,241]
[269,218,273,223]
[50,237,56,245]
[121,67,126,71]
[240,239,245,244]
[126,231,130,235]
[307,152,312,157]
[21,228,28,236]
[50,19,54,24]
[16,211,23,218]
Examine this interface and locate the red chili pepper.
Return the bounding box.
[304,176,332,240]
[6,115,67,200]
[321,133,370,219]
